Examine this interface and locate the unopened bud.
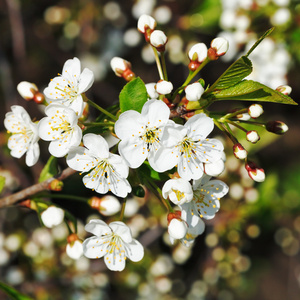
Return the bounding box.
[210,37,229,57]
[167,212,187,241]
[150,30,167,52]
[88,195,121,216]
[245,161,265,182]
[137,14,157,42]
[276,85,292,96]
[41,206,65,228]
[236,112,251,121]
[19,199,37,210]
[17,81,38,101]
[188,43,208,71]
[266,121,288,134]
[110,57,135,81]
[233,143,247,159]
[155,80,173,95]
[246,130,260,143]
[145,82,159,99]
[185,82,205,102]
[48,179,64,191]
[248,104,264,118]
[66,234,83,260]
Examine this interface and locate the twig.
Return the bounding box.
[0,167,77,208]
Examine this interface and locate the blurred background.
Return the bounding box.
[0,0,300,299]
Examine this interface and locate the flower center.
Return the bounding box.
[172,189,185,202]
[141,127,160,151]
[178,137,196,157]
[54,75,78,101]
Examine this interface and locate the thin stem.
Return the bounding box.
[83,121,115,127]
[65,220,73,235]
[119,198,127,221]
[214,119,238,144]
[160,52,168,81]
[151,46,164,80]
[147,179,173,212]
[87,99,117,121]
[227,120,248,133]
[36,193,89,203]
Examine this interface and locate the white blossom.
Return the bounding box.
[4,105,40,166]
[66,240,84,260]
[98,195,122,216]
[155,80,173,95]
[38,104,82,157]
[180,175,229,220]
[246,131,260,143]
[110,57,131,77]
[44,57,94,116]
[114,99,171,170]
[66,133,131,198]
[154,113,224,181]
[233,143,248,159]
[150,30,167,49]
[162,178,193,205]
[185,82,204,102]
[83,219,144,271]
[41,206,65,228]
[145,82,159,99]
[168,218,187,242]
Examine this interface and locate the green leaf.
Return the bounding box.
[138,162,170,182]
[0,281,33,300]
[211,80,298,105]
[0,176,5,194]
[205,56,252,92]
[119,77,148,113]
[245,27,274,57]
[38,156,58,183]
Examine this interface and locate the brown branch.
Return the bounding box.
[0,168,77,208]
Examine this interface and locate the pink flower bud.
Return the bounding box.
[211,37,229,56]
[233,143,247,159]
[245,161,265,182]
[248,104,264,118]
[266,121,288,134]
[246,130,260,143]
[150,30,168,52]
[110,57,135,81]
[137,14,156,33]
[17,81,38,101]
[66,234,83,260]
[185,82,204,101]
[41,206,64,228]
[276,85,292,96]
[167,213,187,241]
[155,80,173,95]
[88,195,121,216]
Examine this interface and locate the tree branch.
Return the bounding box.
[0,168,77,208]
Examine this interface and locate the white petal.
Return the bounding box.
[177,156,204,181]
[66,240,83,260]
[114,110,143,140]
[104,252,126,271]
[204,158,225,176]
[78,68,94,94]
[142,99,170,127]
[62,57,81,77]
[85,219,111,236]
[124,239,144,262]
[25,142,40,167]
[83,236,108,259]
[66,147,95,171]
[185,113,214,139]
[108,154,129,178]
[118,139,147,168]
[152,146,178,173]
[83,133,109,158]
[109,221,133,243]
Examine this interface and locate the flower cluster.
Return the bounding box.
[2,13,296,272]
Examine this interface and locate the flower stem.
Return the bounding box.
[227,120,248,133]
[87,99,118,121]
[119,198,127,221]
[83,121,115,127]
[160,52,168,81]
[214,119,238,144]
[151,46,164,80]
[36,193,89,203]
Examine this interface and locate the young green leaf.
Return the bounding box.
[0,176,5,194]
[205,56,252,92]
[119,77,148,113]
[0,281,33,300]
[38,156,59,183]
[211,80,298,105]
[245,27,275,58]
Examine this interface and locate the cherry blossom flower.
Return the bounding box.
[38,104,82,157]
[66,240,83,260]
[44,57,94,116]
[180,175,229,221]
[154,113,224,180]
[66,133,131,198]
[168,217,187,242]
[4,105,40,167]
[162,178,193,205]
[83,219,144,271]
[185,82,204,102]
[114,99,171,170]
